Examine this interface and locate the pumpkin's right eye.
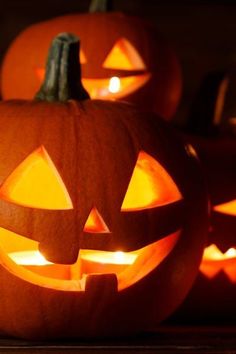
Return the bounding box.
[121,151,182,212]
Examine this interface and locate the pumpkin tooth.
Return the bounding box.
[84,273,118,293]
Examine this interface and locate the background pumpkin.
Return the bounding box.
[168,70,236,323]
[0,33,207,339]
[0,0,182,120]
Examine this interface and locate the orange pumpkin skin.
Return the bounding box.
[1,12,182,120]
[0,34,206,339]
[0,100,207,339]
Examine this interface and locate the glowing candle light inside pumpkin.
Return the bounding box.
[79,250,137,265]
[114,251,128,264]
[203,244,236,261]
[78,250,137,279]
[8,249,137,266]
[225,248,236,258]
[108,76,121,93]
[9,250,53,266]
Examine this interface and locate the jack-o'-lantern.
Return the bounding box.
[0,0,182,120]
[168,71,236,323]
[0,33,207,339]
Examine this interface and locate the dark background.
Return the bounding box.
[1,0,236,125]
[0,2,236,350]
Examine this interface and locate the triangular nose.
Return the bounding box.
[83,207,110,233]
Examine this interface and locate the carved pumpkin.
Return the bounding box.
[168,72,236,323]
[0,1,182,120]
[0,33,207,339]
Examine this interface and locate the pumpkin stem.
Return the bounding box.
[89,0,112,12]
[36,33,89,102]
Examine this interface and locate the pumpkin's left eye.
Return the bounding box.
[103,38,146,71]
[0,146,73,210]
[214,199,236,216]
[121,151,182,212]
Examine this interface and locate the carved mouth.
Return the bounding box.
[81,74,151,99]
[0,228,180,291]
[200,244,236,282]
[36,68,150,100]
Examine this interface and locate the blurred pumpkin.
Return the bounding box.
[0,0,182,120]
[0,33,206,339]
[168,70,236,323]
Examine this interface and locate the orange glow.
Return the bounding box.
[35,38,149,100]
[9,250,52,266]
[82,74,150,100]
[79,49,87,64]
[36,68,150,100]
[0,146,73,210]
[83,207,110,233]
[36,68,45,82]
[200,244,236,283]
[80,250,137,265]
[121,151,182,211]
[103,38,146,71]
[203,244,236,261]
[108,76,121,93]
[213,199,236,216]
[0,227,180,291]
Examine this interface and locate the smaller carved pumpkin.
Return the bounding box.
[168,71,236,323]
[1,0,182,120]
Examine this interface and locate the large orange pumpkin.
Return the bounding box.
[0,1,181,120]
[0,33,207,339]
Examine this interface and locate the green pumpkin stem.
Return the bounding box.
[36,33,89,102]
[89,0,112,13]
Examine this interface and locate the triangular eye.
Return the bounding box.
[121,151,182,211]
[83,207,110,233]
[103,38,146,71]
[0,146,73,210]
[214,199,236,216]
